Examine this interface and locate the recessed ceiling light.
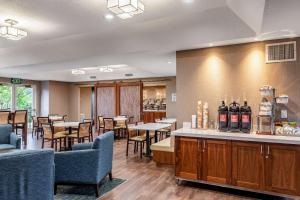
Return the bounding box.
[104,14,114,20]
[182,0,194,3]
[99,66,113,72]
[72,69,85,75]
[209,43,213,47]
[254,37,259,41]
[168,61,172,64]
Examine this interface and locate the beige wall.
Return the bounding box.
[48,81,70,116]
[166,77,176,118]
[80,87,92,119]
[176,38,300,128]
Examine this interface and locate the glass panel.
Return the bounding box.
[0,84,12,110]
[16,85,33,123]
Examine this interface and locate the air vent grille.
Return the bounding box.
[266,41,296,63]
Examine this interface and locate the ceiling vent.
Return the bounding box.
[265,41,296,63]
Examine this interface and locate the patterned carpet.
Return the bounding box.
[55,178,126,200]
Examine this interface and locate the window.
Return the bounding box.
[0,84,12,109]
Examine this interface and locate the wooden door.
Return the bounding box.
[265,143,300,195]
[232,141,264,190]
[175,137,200,180]
[202,139,231,184]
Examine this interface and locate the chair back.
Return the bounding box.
[78,122,91,137]
[63,115,68,122]
[42,123,54,139]
[0,111,10,125]
[52,120,65,133]
[38,117,49,128]
[83,119,93,124]
[0,149,54,200]
[98,116,104,127]
[14,110,27,124]
[0,125,12,144]
[103,118,114,130]
[32,116,38,127]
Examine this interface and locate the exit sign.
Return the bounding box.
[11,78,22,84]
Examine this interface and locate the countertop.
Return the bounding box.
[172,128,300,145]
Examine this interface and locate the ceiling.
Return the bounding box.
[0,0,299,82]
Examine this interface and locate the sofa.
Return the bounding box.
[54,131,114,197]
[0,125,21,150]
[0,149,55,200]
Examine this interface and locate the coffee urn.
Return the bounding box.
[228,101,240,132]
[240,101,252,133]
[218,101,228,131]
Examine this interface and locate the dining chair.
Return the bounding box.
[126,122,147,159]
[97,116,104,134]
[31,116,39,139]
[115,119,128,138]
[67,122,92,144]
[0,111,10,125]
[37,117,50,139]
[103,118,121,139]
[41,123,67,151]
[63,115,68,122]
[14,110,27,137]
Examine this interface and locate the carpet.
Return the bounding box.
[55,178,126,200]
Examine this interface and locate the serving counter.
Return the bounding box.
[172,128,300,197]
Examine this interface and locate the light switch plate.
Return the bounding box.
[281,110,288,119]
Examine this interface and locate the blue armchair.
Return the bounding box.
[0,125,21,150]
[54,131,114,197]
[0,149,55,200]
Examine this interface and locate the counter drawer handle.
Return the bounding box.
[260,145,263,155]
[202,140,206,152]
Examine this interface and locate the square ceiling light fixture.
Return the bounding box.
[107,0,144,19]
[0,19,28,40]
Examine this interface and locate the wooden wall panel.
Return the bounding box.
[120,85,141,122]
[96,86,116,117]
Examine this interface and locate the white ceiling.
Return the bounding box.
[0,0,299,82]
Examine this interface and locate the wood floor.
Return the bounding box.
[25,131,289,200]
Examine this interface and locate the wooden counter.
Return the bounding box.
[142,111,166,123]
[172,128,300,197]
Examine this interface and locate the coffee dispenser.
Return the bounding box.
[228,101,240,132]
[218,101,228,131]
[240,101,252,133]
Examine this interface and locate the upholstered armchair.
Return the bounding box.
[0,125,21,150]
[54,131,114,197]
[0,149,55,200]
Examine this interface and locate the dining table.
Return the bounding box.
[157,118,177,129]
[53,121,80,150]
[131,123,172,157]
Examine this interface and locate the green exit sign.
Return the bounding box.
[11,78,22,84]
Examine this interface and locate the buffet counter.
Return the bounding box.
[172,128,300,145]
[172,128,300,197]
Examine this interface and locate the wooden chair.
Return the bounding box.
[126,122,147,159]
[14,110,27,137]
[67,122,92,144]
[63,115,68,122]
[41,123,67,151]
[115,119,128,138]
[31,116,39,139]
[98,116,104,134]
[37,117,50,139]
[103,118,121,139]
[0,111,10,125]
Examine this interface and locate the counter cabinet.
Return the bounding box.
[175,136,300,196]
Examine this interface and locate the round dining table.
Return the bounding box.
[53,122,80,150]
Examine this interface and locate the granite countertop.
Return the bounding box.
[172,128,300,145]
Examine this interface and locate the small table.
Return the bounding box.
[157,118,177,129]
[49,116,63,121]
[53,122,80,149]
[131,123,171,157]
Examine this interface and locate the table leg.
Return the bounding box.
[154,130,158,143]
[145,130,151,157]
[68,127,72,150]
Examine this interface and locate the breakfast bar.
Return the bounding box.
[172,128,300,197]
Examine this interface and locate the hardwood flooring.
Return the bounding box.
[25,131,289,200]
